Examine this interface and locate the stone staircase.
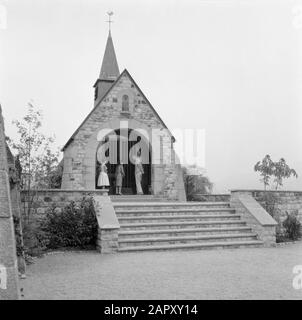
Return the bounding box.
[110,195,164,202]
[112,201,264,252]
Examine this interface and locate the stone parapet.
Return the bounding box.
[20,189,107,221]
[230,192,277,246]
[94,190,120,253]
[97,229,119,253]
[192,194,231,202]
[231,189,302,226]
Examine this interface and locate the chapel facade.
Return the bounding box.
[61,30,186,201]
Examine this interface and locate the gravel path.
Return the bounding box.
[21,243,302,300]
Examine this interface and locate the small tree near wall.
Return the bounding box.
[254,155,298,190]
[254,155,274,190]
[254,155,299,242]
[273,158,298,190]
[7,102,61,220]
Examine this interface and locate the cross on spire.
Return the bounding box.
[97,12,120,82]
[106,11,114,33]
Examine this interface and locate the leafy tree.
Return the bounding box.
[254,155,299,242]
[34,144,62,189]
[48,160,63,189]
[254,155,298,190]
[254,155,275,190]
[183,165,213,201]
[8,102,61,219]
[273,158,298,190]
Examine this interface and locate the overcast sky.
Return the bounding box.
[1,0,302,192]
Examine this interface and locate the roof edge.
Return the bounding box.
[62,69,175,151]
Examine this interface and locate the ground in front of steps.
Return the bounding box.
[21,242,302,300]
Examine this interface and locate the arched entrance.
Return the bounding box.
[95,129,151,195]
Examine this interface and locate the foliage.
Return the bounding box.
[40,197,98,250]
[7,102,60,190]
[7,102,61,221]
[183,165,213,201]
[45,160,63,189]
[13,216,25,257]
[18,197,98,258]
[254,155,298,190]
[282,211,301,241]
[22,220,50,258]
[258,192,302,243]
[255,155,299,242]
[258,192,284,242]
[254,155,274,190]
[273,158,298,190]
[259,192,278,216]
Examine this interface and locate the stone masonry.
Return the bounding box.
[6,147,26,275]
[20,189,108,226]
[0,105,20,300]
[231,190,302,227]
[94,191,120,253]
[19,189,120,254]
[230,192,278,246]
[97,229,119,254]
[61,70,186,201]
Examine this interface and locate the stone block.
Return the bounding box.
[97,229,119,254]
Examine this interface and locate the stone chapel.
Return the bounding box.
[61,30,186,201]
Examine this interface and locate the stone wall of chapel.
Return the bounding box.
[61,73,185,200]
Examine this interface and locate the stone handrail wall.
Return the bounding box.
[192,194,231,202]
[231,189,302,226]
[94,193,120,254]
[230,192,278,246]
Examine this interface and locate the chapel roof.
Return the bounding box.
[62,32,174,151]
[62,69,175,151]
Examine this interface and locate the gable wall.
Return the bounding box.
[62,73,186,200]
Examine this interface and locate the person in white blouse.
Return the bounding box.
[97,160,110,189]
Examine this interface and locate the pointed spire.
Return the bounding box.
[93,13,120,104]
[99,30,120,81]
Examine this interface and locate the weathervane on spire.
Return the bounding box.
[106,11,114,32]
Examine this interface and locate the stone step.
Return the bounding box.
[118,233,258,248]
[115,207,235,216]
[111,195,164,202]
[113,201,230,210]
[118,240,264,252]
[119,220,246,230]
[118,226,253,238]
[118,214,241,224]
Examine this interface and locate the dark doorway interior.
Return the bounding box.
[95,129,151,195]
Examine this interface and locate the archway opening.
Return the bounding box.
[95,129,151,195]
